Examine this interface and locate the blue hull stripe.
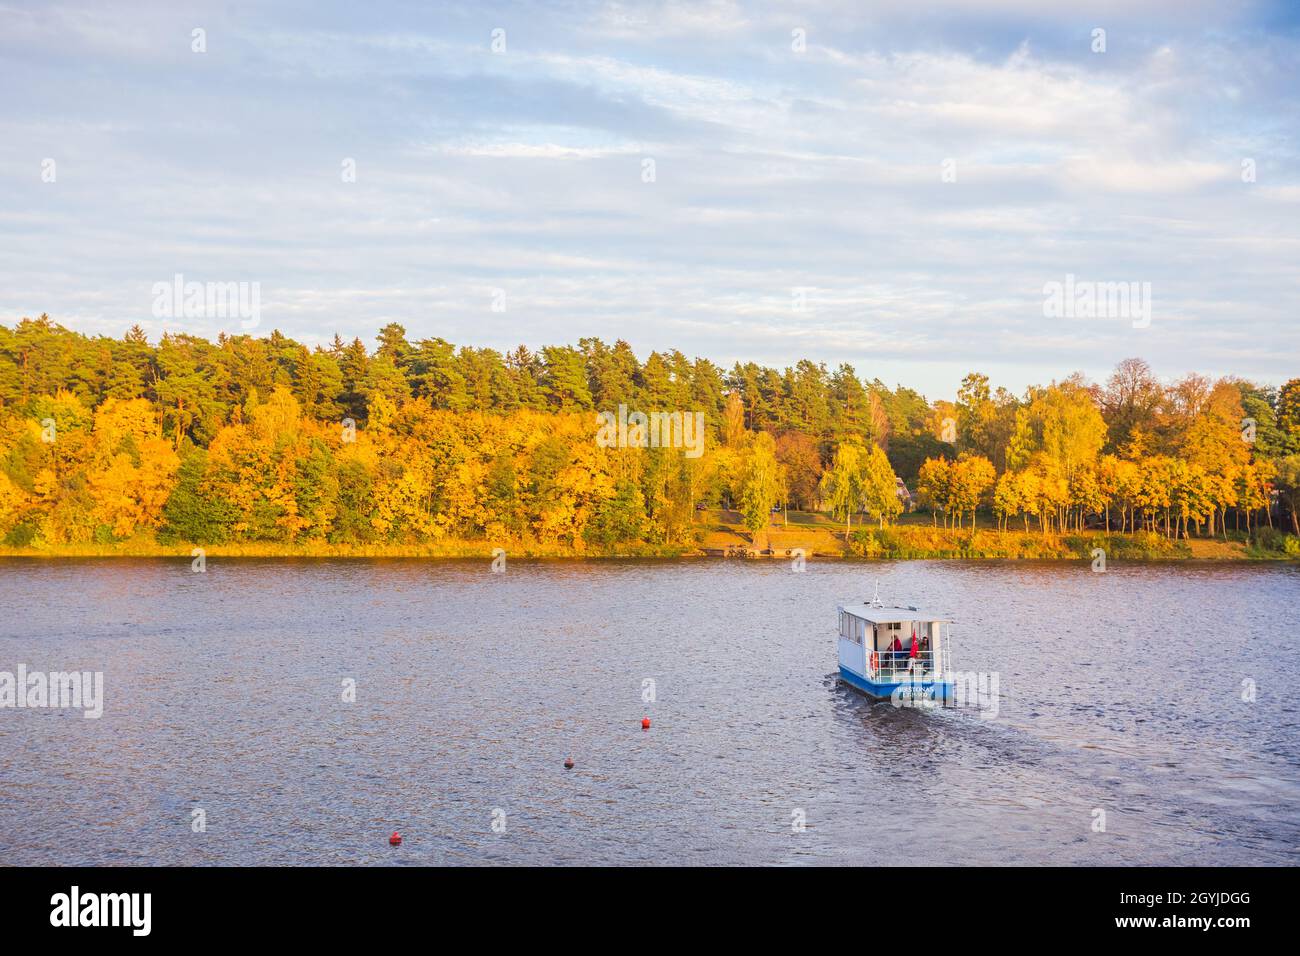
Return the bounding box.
[839,665,955,702]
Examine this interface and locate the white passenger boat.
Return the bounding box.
[837,585,954,703]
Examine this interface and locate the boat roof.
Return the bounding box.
[839,603,951,624]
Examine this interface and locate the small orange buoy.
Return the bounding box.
[564,757,574,769]
[389,831,402,846]
[641,717,651,730]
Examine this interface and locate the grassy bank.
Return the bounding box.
[3,510,1297,561]
[699,509,1299,561]
[845,527,1193,560]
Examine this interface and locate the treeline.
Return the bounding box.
[920,366,1300,541]
[0,315,1298,551]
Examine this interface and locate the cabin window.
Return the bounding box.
[842,615,862,645]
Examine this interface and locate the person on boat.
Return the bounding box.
[890,634,904,668]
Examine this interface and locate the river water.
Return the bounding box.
[0,557,1296,865]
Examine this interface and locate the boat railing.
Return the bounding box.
[869,643,951,683]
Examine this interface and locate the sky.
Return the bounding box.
[1,0,1297,400]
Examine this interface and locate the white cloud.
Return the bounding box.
[0,0,1296,397]
[590,0,752,40]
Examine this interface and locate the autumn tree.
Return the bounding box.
[948,454,996,530]
[860,443,902,528]
[1275,455,1300,534]
[915,456,951,527]
[738,431,783,543]
[820,442,864,534]
[774,431,822,510]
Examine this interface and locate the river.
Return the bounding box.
[1,557,1296,865]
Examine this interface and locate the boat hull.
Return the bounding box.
[839,665,955,704]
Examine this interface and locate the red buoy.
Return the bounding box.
[641,717,651,730]
[564,757,575,769]
[389,831,402,846]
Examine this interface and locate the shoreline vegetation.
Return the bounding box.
[1,510,1295,561]
[2,317,1299,564]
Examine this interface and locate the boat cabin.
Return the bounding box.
[836,601,953,699]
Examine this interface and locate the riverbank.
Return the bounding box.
[702,510,1298,561]
[0,539,696,559]
[2,511,1297,561]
